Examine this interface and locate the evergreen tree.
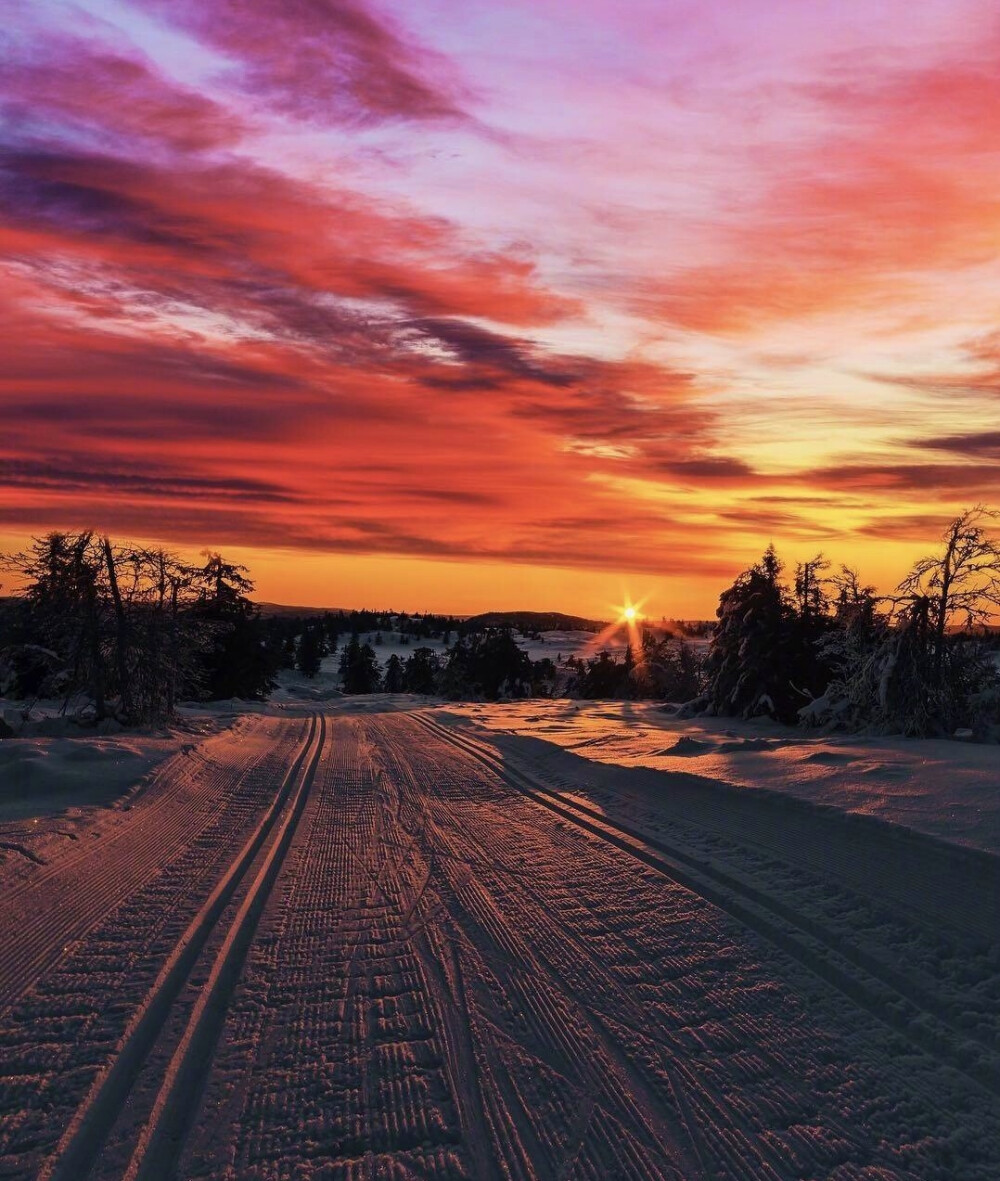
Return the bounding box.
[190,553,277,700]
[382,653,405,692]
[296,627,323,678]
[637,634,704,702]
[441,628,531,699]
[342,638,380,693]
[403,647,441,694]
[574,650,626,698]
[10,532,107,714]
[705,545,800,720]
[338,633,358,682]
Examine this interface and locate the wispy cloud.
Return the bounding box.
[143,0,469,125]
[3,0,1000,608]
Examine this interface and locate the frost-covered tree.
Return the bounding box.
[874,509,1000,734]
[895,506,1000,689]
[806,512,1000,736]
[801,567,887,729]
[705,545,801,720]
[637,634,704,702]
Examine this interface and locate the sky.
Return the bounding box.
[2,0,1000,617]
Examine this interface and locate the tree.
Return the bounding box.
[5,532,107,714]
[866,508,1000,734]
[1,532,208,720]
[189,553,277,700]
[802,514,1000,735]
[192,553,255,619]
[896,507,1000,689]
[574,650,626,698]
[342,638,380,693]
[382,653,405,692]
[296,627,324,678]
[705,545,801,721]
[442,629,531,699]
[637,634,704,702]
[802,567,888,729]
[794,554,830,629]
[403,647,440,694]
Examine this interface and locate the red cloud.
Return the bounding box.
[6,2,1000,597]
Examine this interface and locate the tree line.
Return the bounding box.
[3,507,999,737]
[289,627,559,699]
[703,507,1000,736]
[0,532,278,722]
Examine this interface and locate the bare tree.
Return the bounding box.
[896,506,1000,688]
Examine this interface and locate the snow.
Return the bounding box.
[0,696,237,828]
[443,699,1000,855]
[1,692,1000,1178]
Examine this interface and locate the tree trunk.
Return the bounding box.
[85,582,106,721]
[102,536,131,720]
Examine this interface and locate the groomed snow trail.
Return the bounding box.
[0,715,308,1014]
[2,706,999,1180]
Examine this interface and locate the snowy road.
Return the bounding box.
[2,707,999,1179]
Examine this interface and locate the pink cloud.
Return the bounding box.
[143,0,469,125]
[3,34,245,153]
[4,0,1000,602]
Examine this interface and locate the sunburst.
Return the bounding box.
[582,591,653,658]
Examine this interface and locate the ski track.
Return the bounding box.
[1,707,999,1179]
[413,715,1000,1095]
[0,715,307,1016]
[0,714,320,1180]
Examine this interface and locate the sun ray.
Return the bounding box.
[581,590,653,657]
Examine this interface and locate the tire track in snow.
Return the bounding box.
[388,718,908,1177]
[191,717,488,1180]
[373,720,699,1180]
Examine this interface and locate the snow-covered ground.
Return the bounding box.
[1,705,999,1179]
[0,702,238,825]
[2,683,1000,1178]
[6,667,997,861]
[444,699,1000,856]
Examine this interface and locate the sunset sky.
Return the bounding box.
[3,0,1000,616]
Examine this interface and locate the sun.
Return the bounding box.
[623,606,637,622]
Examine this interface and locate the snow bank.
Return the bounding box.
[0,697,233,824]
[443,699,1000,856]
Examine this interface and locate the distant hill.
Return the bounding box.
[254,602,345,617]
[463,610,606,634]
[253,604,608,631]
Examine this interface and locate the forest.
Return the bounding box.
[2,507,999,737]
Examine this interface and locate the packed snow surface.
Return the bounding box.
[447,699,1000,855]
[1,692,999,1179]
